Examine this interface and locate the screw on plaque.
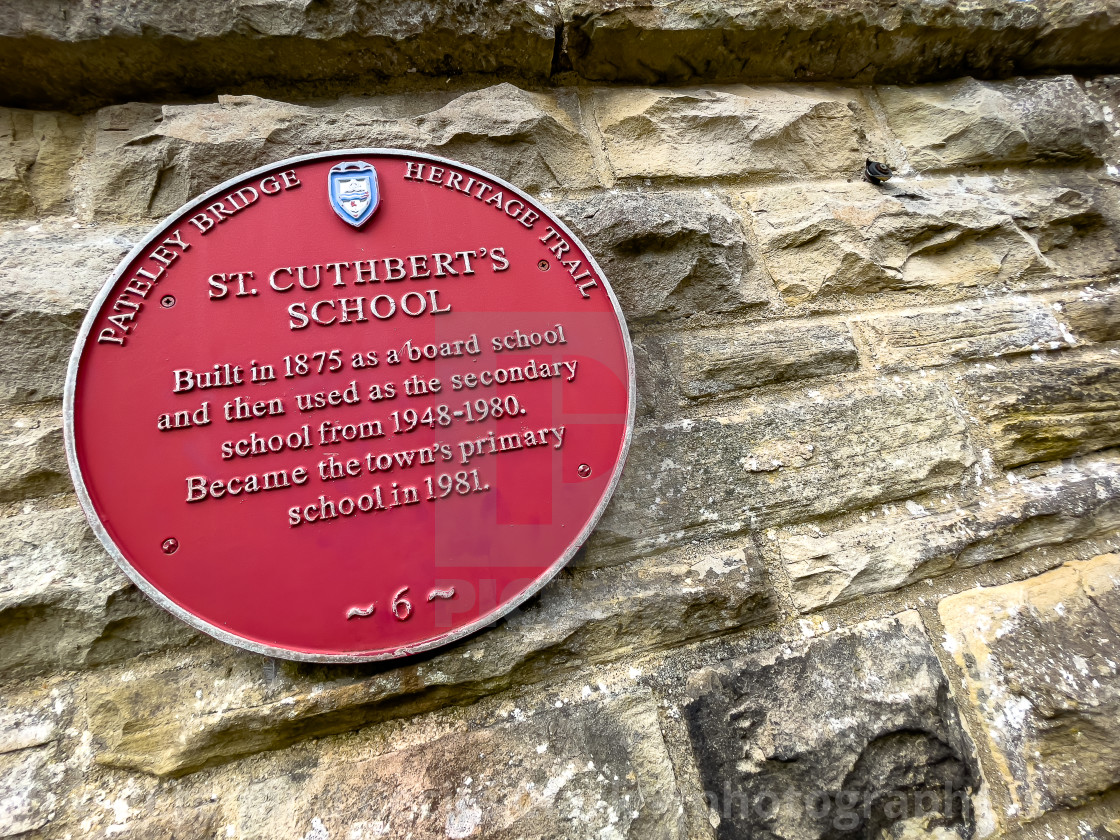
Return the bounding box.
[161,537,179,555]
[160,295,176,308]
[864,159,893,185]
[577,464,592,478]
[537,259,550,271]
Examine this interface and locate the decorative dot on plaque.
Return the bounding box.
[161,538,179,555]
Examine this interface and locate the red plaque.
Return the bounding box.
[64,150,634,661]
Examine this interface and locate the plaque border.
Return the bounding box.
[63,148,636,663]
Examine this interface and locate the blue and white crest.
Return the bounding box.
[328,161,380,227]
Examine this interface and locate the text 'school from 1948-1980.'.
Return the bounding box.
[65,150,634,662]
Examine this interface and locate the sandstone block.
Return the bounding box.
[640,319,859,402]
[234,691,685,840]
[0,747,53,837]
[0,405,67,503]
[86,548,772,776]
[685,612,976,839]
[592,379,974,558]
[0,219,143,404]
[1076,817,1120,840]
[736,178,1117,304]
[939,555,1120,819]
[5,1,1120,110]
[0,1,557,111]
[0,692,58,838]
[0,505,196,677]
[562,2,1120,86]
[852,297,1071,372]
[999,178,1120,281]
[591,86,867,181]
[0,697,56,756]
[961,350,1120,469]
[877,76,1106,169]
[88,806,221,840]
[782,451,1120,611]
[1056,285,1120,344]
[0,108,82,217]
[78,86,597,220]
[552,190,768,322]
[1085,76,1120,173]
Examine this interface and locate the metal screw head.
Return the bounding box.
[161,538,179,555]
[577,464,592,478]
[160,295,176,308]
[537,259,550,271]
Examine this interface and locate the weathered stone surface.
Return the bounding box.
[999,177,1120,281]
[0,697,57,757]
[0,1,557,111]
[640,319,859,403]
[6,1,1120,109]
[593,379,974,559]
[90,806,221,840]
[782,451,1120,611]
[86,547,771,777]
[1075,816,1120,840]
[0,747,54,837]
[1086,76,1120,173]
[0,108,82,217]
[234,691,685,840]
[562,1,1120,86]
[939,555,1120,819]
[736,178,1118,304]
[591,86,868,181]
[0,691,58,838]
[0,405,67,503]
[877,76,1106,169]
[961,350,1120,469]
[0,6,1116,835]
[1057,285,1120,344]
[553,190,769,322]
[0,505,196,677]
[78,86,597,220]
[0,219,142,404]
[852,296,1071,372]
[685,612,976,840]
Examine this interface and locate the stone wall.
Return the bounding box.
[3,3,1120,839]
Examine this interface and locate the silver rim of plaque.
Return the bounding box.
[62,148,637,663]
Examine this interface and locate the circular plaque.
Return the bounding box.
[65,150,634,661]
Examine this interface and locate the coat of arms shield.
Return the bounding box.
[328,161,380,227]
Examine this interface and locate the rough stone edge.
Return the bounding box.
[4,1,1120,109]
